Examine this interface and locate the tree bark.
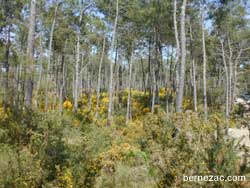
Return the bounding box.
[140,58,146,93]
[173,0,180,94]
[126,50,134,123]
[232,49,242,102]
[147,37,152,102]
[44,4,58,111]
[4,26,10,112]
[107,0,119,126]
[151,65,156,113]
[189,23,197,112]
[220,39,229,135]
[25,0,36,109]
[176,0,187,112]
[34,35,44,109]
[118,54,123,107]
[95,37,106,118]
[201,7,208,119]
[227,38,233,111]
[73,2,91,112]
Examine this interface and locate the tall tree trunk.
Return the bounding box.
[201,7,208,119]
[189,24,197,112]
[59,62,66,114]
[155,33,162,105]
[73,2,89,112]
[45,4,58,111]
[169,46,174,112]
[232,49,242,101]
[107,0,119,126]
[151,65,156,113]
[147,37,152,102]
[58,39,67,113]
[51,56,58,110]
[112,45,118,111]
[176,0,187,112]
[25,0,36,109]
[165,54,169,114]
[34,35,43,109]
[118,55,123,107]
[88,65,92,110]
[4,26,10,112]
[220,40,229,135]
[16,53,24,110]
[227,38,233,111]
[74,34,80,112]
[116,49,122,108]
[126,50,133,123]
[140,58,146,93]
[173,0,180,94]
[95,37,106,118]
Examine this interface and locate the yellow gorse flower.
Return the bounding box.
[63,100,73,110]
[101,97,109,104]
[142,107,151,113]
[0,107,8,120]
[159,87,166,98]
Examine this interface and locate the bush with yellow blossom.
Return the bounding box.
[0,107,8,121]
[53,166,73,188]
[63,100,73,110]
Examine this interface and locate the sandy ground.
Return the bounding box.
[228,128,250,147]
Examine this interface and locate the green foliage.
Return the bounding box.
[0,99,250,187]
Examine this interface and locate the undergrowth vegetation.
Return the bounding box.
[0,91,250,188]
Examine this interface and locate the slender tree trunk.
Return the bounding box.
[4,26,10,112]
[232,49,242,101]
[25,0,36,109]
[140,58,146,93]
[190,23,197,112]
[116,49,122,108]
[74,34,80,112]
[58,39,67,113]
[88,65,92,110]
[176,0,187,112]
[165,71,169,114]
[118,55,123,107]
[192,59,197,112]
[45,4,58,111]
[126,50,134,123]
[107,0,119,126]
[73,6,85,112]
[52,56,60,110]
[173,0,180,94]
[112,44,118,111]
[151,65,156,113]
[169,46,174,112]
[95,37,106,118]
[34,35,44,109]
[132,61,136,90]
[73,2,91,112]
[16,52,23,110]
[220,40,229,135]
[227,38,233,111]
[155,34,162,105]
[59,57,65,113]
[59,62,66,114]
[189,24,197,112]
[201,7,208,119]
[148,38,152,101]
